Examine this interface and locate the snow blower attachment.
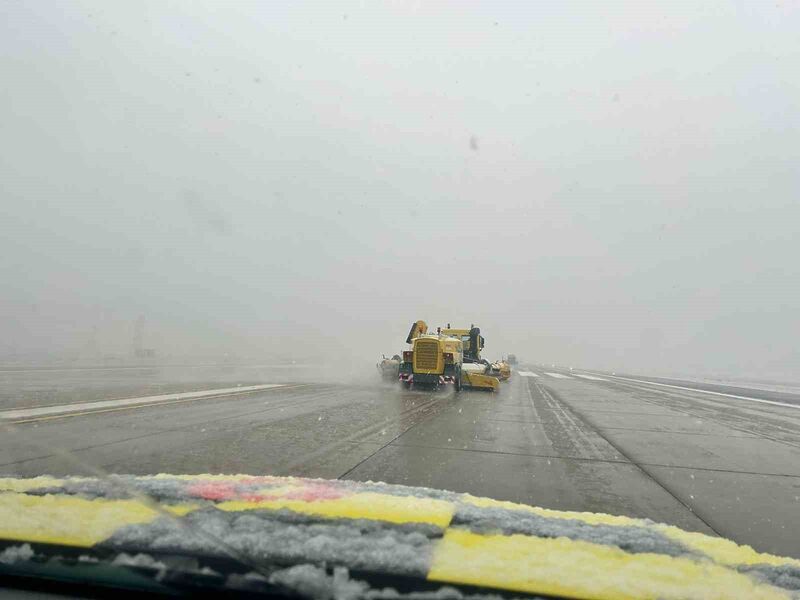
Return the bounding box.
[461,362,501,392]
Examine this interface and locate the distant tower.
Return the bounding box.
[85,325,99,358]
[133,315,155,358]
[133,315,145,357]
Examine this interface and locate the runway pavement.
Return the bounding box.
[2,365,798,557]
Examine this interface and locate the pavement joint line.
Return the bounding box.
[597,378,800,450]
[538,381,725,537]
[0,385,324,467]
[2,386,403,471]
[0,384,294,421]
[571,409,679,415]
[0,426,186,469]
[487,418,548,424]
[8,431,796,480]
[386,441,800,479]
[639,462,800,479]
[530,406,676,416]
[335,393,452,480]
[596,425,758,438]
[384,436,800,478]
[387,442,631,464]
[594,373,800,410]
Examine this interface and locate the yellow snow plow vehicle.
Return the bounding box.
[397,321,500,392]
[398,320,463,390]
[439,324,502,391]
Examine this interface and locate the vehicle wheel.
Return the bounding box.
[454,370,462,392]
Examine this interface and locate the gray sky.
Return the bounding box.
[1,1,798,379]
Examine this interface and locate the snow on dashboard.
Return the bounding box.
[1,474,798,600]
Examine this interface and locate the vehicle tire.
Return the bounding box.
[454,369,462,392]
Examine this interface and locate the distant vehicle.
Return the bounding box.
[489,359,511,381]
[376,354,401,381]
[507,354,518,365]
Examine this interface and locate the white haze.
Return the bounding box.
[1,1,798,380]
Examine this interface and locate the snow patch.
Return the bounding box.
[0,543,34,565]
[453,504,691,557]
[104,508,439,577]
[269,564,520,600]
[740,563,800,592]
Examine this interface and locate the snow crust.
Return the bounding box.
[453,503,690,557]
[111,552,168,580]
[268,564,526,600]
[11,474,800,598]
[104,508,439,576]
[741,564,800,592]
[0,543,34,565]
[26,475,463,505]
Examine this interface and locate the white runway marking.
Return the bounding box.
[604,375,800,410]
[517,371,539,377]
[574,374,608,381]
[544,372,572,379]
[0,384,287,421]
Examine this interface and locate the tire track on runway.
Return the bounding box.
[335,392,460,480]
[531,380,613,461]
[536,381,723,537]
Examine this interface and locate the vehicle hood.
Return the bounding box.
[1,474,798,599]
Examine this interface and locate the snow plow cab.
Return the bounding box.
[440,324,501,392]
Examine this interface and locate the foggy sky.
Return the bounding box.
[1,1,799,379]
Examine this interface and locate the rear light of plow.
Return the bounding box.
[443,352,454,364]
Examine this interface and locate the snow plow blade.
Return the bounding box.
[462,371,500,392]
